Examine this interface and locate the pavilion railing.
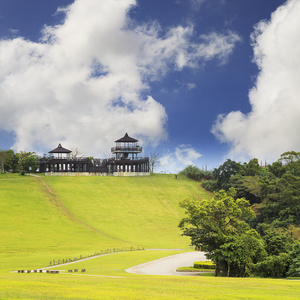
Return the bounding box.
[108,157,149,162]
[111,146,142,152]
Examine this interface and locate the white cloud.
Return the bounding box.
[8,29,19,35]
[197,31,241,65]
[187,83,196,90]
[159,144,202,173]
[0,0,240,155]
[175,144,202,164]
[212,0,300,163]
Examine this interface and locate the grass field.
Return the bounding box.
[1,173,299,299]
[41,173,207,248]
[1,251,300,299]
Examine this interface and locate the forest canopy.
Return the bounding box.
[179,151,300,278]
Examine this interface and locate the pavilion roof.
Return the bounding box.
[115,133,138,143]
[49,143,72,153]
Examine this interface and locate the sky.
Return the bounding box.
[0,0,299,173]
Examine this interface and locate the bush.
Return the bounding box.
[179,165,212,181]
[252,253,291,278]
[287,243,300,277]
[193,261,215,269]
[263,230,294,256]
[201,179,219,192]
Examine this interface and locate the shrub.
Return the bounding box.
[287,243,300,277]
[193,261,215,269]
[201,179,219,192]
[179,165,212,181]
[252,253,291,278]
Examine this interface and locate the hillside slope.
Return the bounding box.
[0,174,125,271]
[1,174,300,300]
[42,173,210,248]
[0,173,210,271]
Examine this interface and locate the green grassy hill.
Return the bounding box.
[42,173,210,249]
[1,173,299,300]
[0,173,208,272]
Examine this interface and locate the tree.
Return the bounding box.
[287,242,300,277]
[0,150,8,173]
[70,147,85,159]
[212,159,243,190]
[279,151,300,176]
[5,150,18,172]
[216,229,266,277]
[0,149,18,173]
[230,171,276,205]
[269,161,286,178]
[279,151,300,164]
[252,234,297,278]
[180,165,212,181]
[230,175,262,204]
[179,188,259,276]
[18,151,40,173]
[263,229,294,256]
[244,158,261,176]
[149,152,162,173]
[262,174,300,227]
[252,253,291,278]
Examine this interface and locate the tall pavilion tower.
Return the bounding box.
[109,133,149,174]
[111,132,142,160]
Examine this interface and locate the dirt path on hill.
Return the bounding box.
[29,174,125,241]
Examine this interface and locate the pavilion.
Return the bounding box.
[39,133,149,176]
[108,133,149,173]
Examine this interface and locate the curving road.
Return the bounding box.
[126,251,207,276]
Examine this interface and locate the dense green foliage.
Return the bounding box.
[262,230,294,256]
[179,165,212,181]
[0,149,39,173]
[179,188,266,277]
[200,151,300,230]
[287,242,300,277]
[180,151,300,278]
[252,253,291,278]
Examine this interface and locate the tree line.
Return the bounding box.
[0,150,40,174]
[179,151,300,278]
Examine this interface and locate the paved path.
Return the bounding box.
[126,251,207,276]
[12,250,208,277]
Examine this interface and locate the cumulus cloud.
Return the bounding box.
[212,0,300,163]
[0,0,240,155]
[159,144,202,173]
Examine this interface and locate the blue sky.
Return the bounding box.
[0,0,299,172]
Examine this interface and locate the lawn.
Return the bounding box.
[1,250,300,299]
[0,174,130,273]
[0,173,204,272]
[1,173,299,299]
[40,173,206,248]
